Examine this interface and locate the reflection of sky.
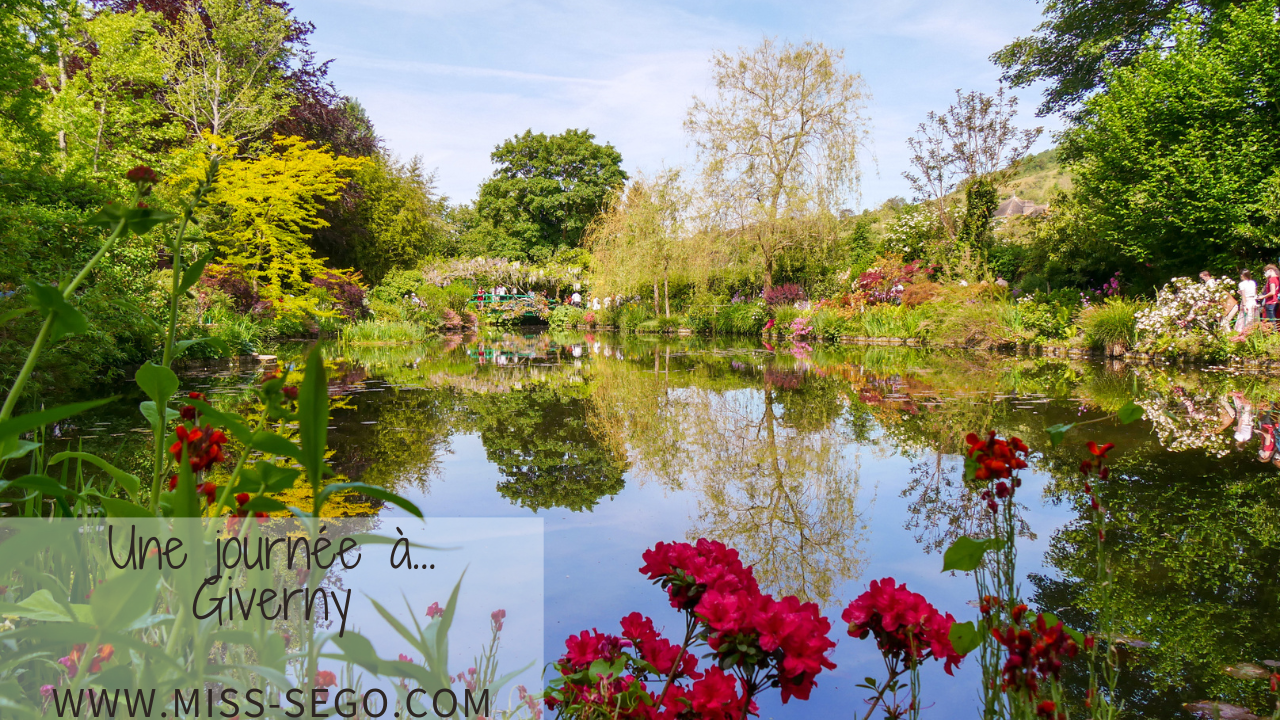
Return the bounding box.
[330,518,544,713]
[384,428,1073,719]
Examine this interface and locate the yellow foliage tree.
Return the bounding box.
[210,135,366,311]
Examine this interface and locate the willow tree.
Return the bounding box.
[686,37,868,290]
[587,169,691,316]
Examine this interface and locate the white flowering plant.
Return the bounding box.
[1134,276,1237,352]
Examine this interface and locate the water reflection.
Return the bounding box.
[17,331,1280,715]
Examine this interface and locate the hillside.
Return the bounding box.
[1001,148,1072,205]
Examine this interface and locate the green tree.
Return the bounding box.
[587,169,693,317]
[44,7,183,180]
[156,0,296,145]
[208,134,365,306]
[1061,1,1280,277]
[473,128,627,262]
[0,0,66,159]
[994,0,1242,116]
[686,38,869,290]
[314,152,447,284]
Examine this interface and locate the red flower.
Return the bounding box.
[188,391,205,401]
[180,405,197,421]
[314,670,337,689]
[125,166,158,184]
[491,608,506,632]
[169,424,228,472]
[282,386,299,400]
[844,577,967,675]
[1086,441,1114,458]
[425,602,443,619]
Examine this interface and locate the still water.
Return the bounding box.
[36,332,1280,719]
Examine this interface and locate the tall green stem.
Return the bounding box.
[0,218,129,423]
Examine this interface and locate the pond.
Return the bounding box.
[25,331,1280,719]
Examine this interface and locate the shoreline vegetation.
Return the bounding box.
[9,3,1280,400]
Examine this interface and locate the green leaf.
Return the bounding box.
[315,482,423,519]
[49,451,141,502]
[1045,422,1075,448]
[0,474,71,496]
[139,401,179,431]
[27,282,88,341]
[948,620,983,655]
[236,461,300,494]
[92,568,160,629]
[298,345,329,494]
[0,589,77,622]
[238,496,288,514]
[174,337,231,359]
[178,250,216,294]
[188,400,250,442]
[0,439,40,461]
[84,202,126,229]
[124,206,178,235]
[0,307,33,324]
[942,536,1002,572]
[249,431,302,460]
[101,498,155,518]
[1117,401,1144,424]
[135,362,179,408]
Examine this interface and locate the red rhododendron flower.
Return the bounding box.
[843,578,967,675]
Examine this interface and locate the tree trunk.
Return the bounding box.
[653,281,660,316]
[663,272,670,318]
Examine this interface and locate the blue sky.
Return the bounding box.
[304,0,1062,209]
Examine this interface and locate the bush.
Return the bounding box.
[901,281,940,308]
[616,304,653,331]
[846,304,933,339]
[855,256,936,305]
[713,301,767,335]
[200,264,258,313]
[763,283,806,306]
[1080,298,1146,349]
[774,305,802,328]
[583,311,597,325]
[549,305,585,329]
[311,269,368,319]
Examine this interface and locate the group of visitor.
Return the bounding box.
[1219,266,1280,332]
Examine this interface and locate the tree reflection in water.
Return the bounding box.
[307,335,1280,711]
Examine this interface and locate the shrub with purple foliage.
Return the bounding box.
[200,264,258,313]
[763,283,806,307]
[312,269,367,319]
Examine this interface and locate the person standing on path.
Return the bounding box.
[1236,269,1258,332]
[1262,265,1280,324]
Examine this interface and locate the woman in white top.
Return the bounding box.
[1236,269,1258,332]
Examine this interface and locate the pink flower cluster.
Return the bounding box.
[843,578,966,675]
[639,539,836,702]
[547,540,836,719]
